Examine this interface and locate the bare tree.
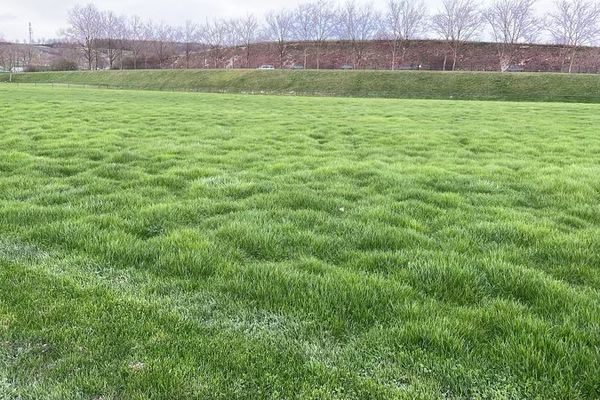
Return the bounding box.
[116,15,129,70]
[432,0,483,71]
[201,19,228,68]
[294,2,314,67]
[337,0,380,69]
[65,4,103,70]
[484,0,540,71]
[294,0,336,69]
[234,14,259,68]
[128,15,146,69]
[102,11,123,69]
[264,9,295,68]
[310,1,337,69]
[0,45,5,71]
[546,0,600,73]
[144,21,156,68]
[148,21,176,69]
[0,45,7,73]
[0,44,21,74]
[0,43,34,77]
[382,0,427,70]
[180,20,199,69]
[224,19,243,68]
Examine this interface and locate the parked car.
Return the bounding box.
[291,64,305,70]
[257,65,275,70]
[397,63,422,70]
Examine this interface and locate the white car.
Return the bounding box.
[257,65,275,70]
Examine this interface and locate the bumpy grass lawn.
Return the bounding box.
[1,86,599,399]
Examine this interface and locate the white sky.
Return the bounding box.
[1,0,553,42]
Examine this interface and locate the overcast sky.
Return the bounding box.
[1,0,553,42]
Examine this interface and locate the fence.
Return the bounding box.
[4,81,600,103]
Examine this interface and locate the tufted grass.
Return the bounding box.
[0,85,599,399]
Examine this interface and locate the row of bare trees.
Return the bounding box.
[0,42,42,72]
[0,44,24,72]
[51,0,600,72]
[63,4,253,70]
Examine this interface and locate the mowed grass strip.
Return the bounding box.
[0,86,599,399]
[3,68,600,102]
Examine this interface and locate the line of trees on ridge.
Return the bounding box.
[2,0,600,73]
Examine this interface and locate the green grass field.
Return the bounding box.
[1,85,600,399]
[3,69,600,102]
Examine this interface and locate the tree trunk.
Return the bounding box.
[304,48,308,69]
[279,42,285,69]
[86,47,93,70]
[85,42,93,70]
[400,46,407,66]
[316,43,321,70]
[451,48,458,71]
[568,47,577,74]
[108,41,114,69]
[353,42,360,69]
[498,44,513,72]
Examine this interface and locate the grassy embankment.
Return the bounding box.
[2,69,600,102]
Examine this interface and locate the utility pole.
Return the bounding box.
[28,22,33,65]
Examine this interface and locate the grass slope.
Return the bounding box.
[1,86,600,399]
[3,69,600,102]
